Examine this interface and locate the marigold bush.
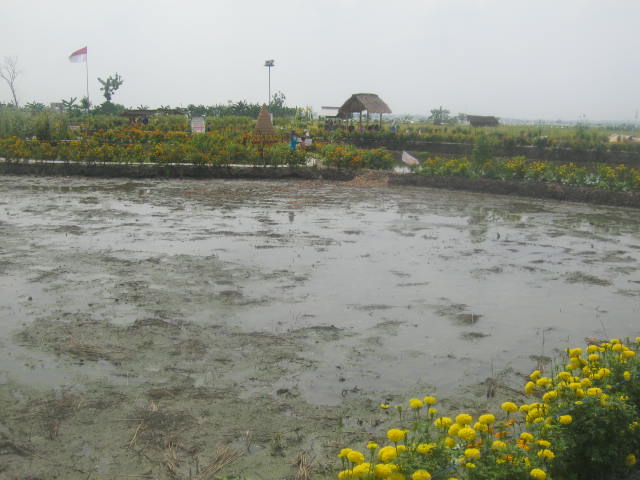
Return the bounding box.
[415,156,640,192]
[334,337,640,480]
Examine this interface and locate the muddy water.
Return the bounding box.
[1,175,639,479]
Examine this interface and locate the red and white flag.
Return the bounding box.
[69,46,87,63]
[401,150,419,165]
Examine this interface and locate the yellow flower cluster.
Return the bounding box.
[335,338,639,479]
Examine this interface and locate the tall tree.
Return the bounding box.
[428,106,450,125]
[0,56,20,107]
[98,73,123,102]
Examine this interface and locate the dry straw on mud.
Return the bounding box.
[344,170,390,187]
[63,337,111,360]
[292,450,315,480]
[197,446,243,479]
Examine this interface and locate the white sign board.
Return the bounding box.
[191,116,206,134]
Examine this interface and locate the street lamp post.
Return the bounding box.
[264,59,274,106]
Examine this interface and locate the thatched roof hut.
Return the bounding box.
[338,93,392,120]
[466,115,499,127]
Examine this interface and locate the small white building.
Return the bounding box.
[319,106,340,119]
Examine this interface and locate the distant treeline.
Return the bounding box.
[0,90,298,120]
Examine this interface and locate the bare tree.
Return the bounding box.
[0,56,21,107]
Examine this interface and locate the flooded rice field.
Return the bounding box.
[1,175,639,479]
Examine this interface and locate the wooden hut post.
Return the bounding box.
[359,111,362,131]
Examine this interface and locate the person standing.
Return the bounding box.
[303,130,312,149]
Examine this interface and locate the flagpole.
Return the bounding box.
[85,48,90,107]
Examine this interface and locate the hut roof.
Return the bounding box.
[253,104,276,136]
[338,93,392,118]
[466,115,499,127]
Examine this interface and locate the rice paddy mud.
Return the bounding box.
[0,175,639,479]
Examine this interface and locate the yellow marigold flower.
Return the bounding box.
[557,371,572,381]
[542,391,557,403]
[428,408,437,416]
[530,370,541,381]
[387,429,407,443]
[624,371,631,381]
[580,377,592,388]
[464,448,481,459]
[612,343,624,352]
[352,463,371,476]
[444,437,456,448]
[388,473,406,480]
[367,441,379,450]
[587,387,602,396]
[458,427,477,441]
[374,463,392,478]
[622,350,635,358]
[380,403,390,409]
[537,449,555,460]
[448,424,461,437]
[434,416,453,429]
[536,377,552,388]
[338,448,353,458]
[474,422,488,432]
[423,396,437,405]
[455,413,473,426]
[416,443,436,454]
[588,353,600,362]
[575,388,585,398]
[478,413,496,424]
[559,415,573,425]
[396,445,407,453]
[378,446,397,463]
[599,368,612,377]
[520,432,534,442]
[411,470,431,480]
[525,381,536,394]
[347,450,365,464]
[635,337,640,343]
[409,398,423,409]
[501,401,518,413]
[586,344,599,354]
[338,469,353,479]
[492,440,507,449]
[464,462,476,469]
[520,404,531,413]
[530,468,547,480]
[568,347,582,358]
[537,439,551,448]
[626,454,637,466]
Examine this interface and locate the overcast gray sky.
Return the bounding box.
[2,0,639,121]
